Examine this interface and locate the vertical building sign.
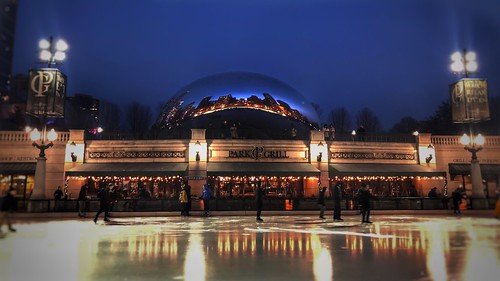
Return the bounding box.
[26,69,67,118]
[450,78,490,123]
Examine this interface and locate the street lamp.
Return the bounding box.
[39,36,68,68]
[195,140,201,161]
[460,133,484,160]
[26,126,58,199]
[316,141,324,162]
[450,49,477,78]
[450,49,486,201]
[460,133,485,198]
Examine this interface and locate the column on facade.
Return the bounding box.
[188,129,208,197]
[308,130,329,197]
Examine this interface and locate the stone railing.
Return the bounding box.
[0,131,71,142]
[431,135,500,146]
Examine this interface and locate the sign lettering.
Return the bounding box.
[30,71,54,96]
[26,69,67,118]
[228,146,288,160]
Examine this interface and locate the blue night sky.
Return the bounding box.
[11,0,500,130]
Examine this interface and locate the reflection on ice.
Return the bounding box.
[184,234,205,281]
[1,216,499,281]
[311,234,333,281]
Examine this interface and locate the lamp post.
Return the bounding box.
[26,126,58,199]
[450,49,487,201]
[450,49,477,78]
[27,36,67,201]
[39,36,68,68]
[195,140,201,161]
[460,133,485,198]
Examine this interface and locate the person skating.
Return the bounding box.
[179,183,188,216]
[317,184,327,219]
[200,183,212,217]
[357,183,377,223]
[78,184,88,218]
[333,181,343,221]
[94,183,112,223]
[0,188,18,233]
[53,186,64,211]
[452,187,464,215]
[255,180,264,222]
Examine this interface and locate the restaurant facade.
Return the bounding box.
[1,128,499,211]
[1,72,499,210]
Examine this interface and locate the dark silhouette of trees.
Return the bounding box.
[126,101,152,138]
[355,107,381,133]
[328,107,352,133]
[99,100,122,131]
[390,116,421,134]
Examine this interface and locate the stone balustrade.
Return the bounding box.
[431,135,500,146]
[0,130,71,142]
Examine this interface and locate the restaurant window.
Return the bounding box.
[72,176,183,199]
[209,176,304,198]
[12,175,27,200]
[0,174,12,195]
[0,174,33,200]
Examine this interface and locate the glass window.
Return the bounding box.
[0,174,12,195]
[26,175,35,199]
[12,175,27,199]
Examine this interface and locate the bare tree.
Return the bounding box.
[99,100,122,131]
[126,101,152,138]
[328,107,352,133]
[390,116,420,134]
[355,107,382,133]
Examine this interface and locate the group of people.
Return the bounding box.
[318,181,377,223]
[180,181,263,221]
[62,180,496,225]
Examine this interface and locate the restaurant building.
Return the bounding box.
[0,72,498,210]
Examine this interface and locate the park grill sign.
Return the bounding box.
[26,68,67,118]
[449,78,490,123]
[228,146,289,160]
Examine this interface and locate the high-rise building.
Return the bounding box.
[0,0,18,91]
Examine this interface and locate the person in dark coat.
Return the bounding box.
[200,183,212,217]
[255,180,264,222]
[317,184,327,219]
[53,186,64,211]
[333,181,344,221]
[357,183,377,223]
[409,185,418,197]
[0,188,18,232]
[94,183,112,223]
[451,187,463,215]
[428,187,438,198]
[78,184,89,218]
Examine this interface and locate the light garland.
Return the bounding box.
[210,176,309,182]
[330,176,445,181]
[66,175,183,182]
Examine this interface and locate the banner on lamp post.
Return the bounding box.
[26,68,67,118]
[450,78,490,123]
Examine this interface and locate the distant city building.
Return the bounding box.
[0,74,25,130]
[0,0,17,91]
[65,94,100,130]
